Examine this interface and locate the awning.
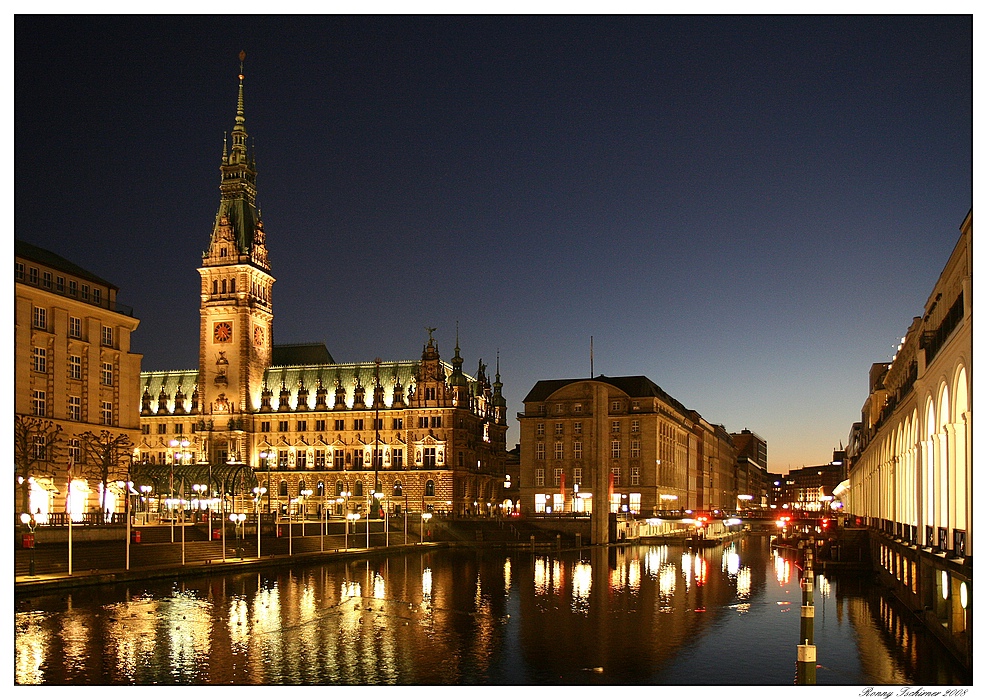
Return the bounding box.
[130,461,258,496]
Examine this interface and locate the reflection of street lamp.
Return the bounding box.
[19,512,37,575]
[230,512,246,559]
[421,511,432,543]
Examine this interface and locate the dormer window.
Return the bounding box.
[220,247,227,257]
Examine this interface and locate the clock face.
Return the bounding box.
[253,325,265,346]
[213,322,233,343]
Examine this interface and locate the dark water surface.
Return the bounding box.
[14,535,969,685]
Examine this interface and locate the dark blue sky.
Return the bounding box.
[15,15,972,471]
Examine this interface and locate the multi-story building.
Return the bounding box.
[731,428,769,509]
[844,210,972,669]
[517,375,737,516]
[135,59,509,519]
[14,240,142,518]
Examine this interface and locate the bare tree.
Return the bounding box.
[13,415,62,515]
[78,430,134,522]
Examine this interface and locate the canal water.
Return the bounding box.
[14,534,969,685]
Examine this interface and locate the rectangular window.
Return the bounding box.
[68,395,81,421]
[418,416,429,429]
[611,440,621,459]
[612,420,621,433]
[392,448,404,468]
[29,267,39,284]
[392,417,404,430]
[15,262,24,280]
[69,316,82,338]
[536,422,545,436]
[32,306,47,330]
[68,280,77,297]
[32,390,46,416]
[554,441,563,460]
[430,416,442,428]
[32,347,46,373]
[33,435,47,460]
[333,449,344,469]
[573,441,582,459]
[278,420,289,432]
[157,423,167,434]
[315,419,326,432]
[278,450,289,469]
[334,419,345,431]
[55,276,64,292]
[81,284,90,301]
[174,424,183,434]
[629,493,641,513]
[373,418,384,430]
[42,271,52,289]
[423,447,437,467]
[631,466,640,486]
[631,440,641,458]
[573,422,582,435]
[296,451,307,469]
[574,467,582,484]
[93,288,101,304]
[611,466,621,487]
[101,325,113,346]
[353,418,364,431]
[101,362,113,386]
[297,420,307,432]
[314,449,326,468]
[260,420,271,432]
[70,438,81,462]
[141,424,150,434]
[535,443,545,460]
[573,403,583,413]
[632,401,640,410]
[554,467,563,486]
[554,422,563,436]
[535,469,545,487]
[631,419,640,433]
[101,401,113,425]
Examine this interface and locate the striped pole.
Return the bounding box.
[797,547,816,684]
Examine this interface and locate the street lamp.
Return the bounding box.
[140,484,152,523]
[230,512,246,559]
[168,438,191,543]
[346,512,360,550]
[253,486,266,558]
[374,490,384,546]
[300,488,313,537]
[421,511,432,543]
[19,512,37,575]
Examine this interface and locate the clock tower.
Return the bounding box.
[198,51,274,427]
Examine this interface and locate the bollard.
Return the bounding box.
[800,604,814,646]
[796,643,816,684]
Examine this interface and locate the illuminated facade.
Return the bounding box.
[844,210,972,668]
[136,60,508,517]
[14,240,143,518]
[517,376,737,516]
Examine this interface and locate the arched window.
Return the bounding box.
[425,479,435,497]
[212,280,218,295]
[279,480,288,497]
[354,480,364,497]
[317,481,325,497]
[393,481,403,497]
[298,480,306,496]
[335,480,344,496]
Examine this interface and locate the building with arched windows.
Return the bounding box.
[844,210,972,669]
[135,58,509,521]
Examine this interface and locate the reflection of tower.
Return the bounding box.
[591,382,611,545]
[197,52,274,418]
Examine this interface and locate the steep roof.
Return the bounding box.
[272,343,335,366]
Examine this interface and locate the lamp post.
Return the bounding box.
[300,488,313,537]
[140,485,152,524]
[19,512,37,576]
[230,512,246,559]
[346,512,359,550]
[374,490,384,547]
[253,486,266,558]
[421,511,432,543]
[169,438,190,543]
[259,449,273,514]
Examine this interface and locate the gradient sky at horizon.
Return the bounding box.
[15,15,972,473]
